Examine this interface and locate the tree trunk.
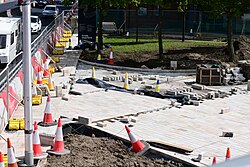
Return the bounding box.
[227,16,235,62]
[182,12,186,42]
[98,12,104,50]
[135,7,139,43]
[158,7,163,60]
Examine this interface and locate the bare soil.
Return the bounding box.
[46,134,183,167]
[80,39,250,69]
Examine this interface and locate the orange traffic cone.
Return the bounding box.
[33,121,42,156]
[7,138,18,167]
[108,48,114,65]
[37,66,43,84]
[225,147,231,161]
[212,156,216,165]
[47,118,70,155]
[43,58,50,77]
[0,152,4,167]
[33,121,48,159]
[39,95,56,127]
[125,125,150,154]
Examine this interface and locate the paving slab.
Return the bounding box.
[90,92,250,166]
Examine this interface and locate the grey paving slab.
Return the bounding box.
[90,92,250,166]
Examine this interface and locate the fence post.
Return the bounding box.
[6,64,9,121]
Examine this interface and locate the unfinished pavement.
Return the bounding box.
[0,34,249,167]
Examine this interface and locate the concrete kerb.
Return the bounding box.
[78,59,196,76]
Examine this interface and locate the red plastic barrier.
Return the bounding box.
[0,86,19,118]
[32,56,39,75]
[16,70,23,84]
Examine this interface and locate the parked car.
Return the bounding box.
[54,0,63,5]
[31,16,42,33]
[36,0,49,8]
[42,5,59,17]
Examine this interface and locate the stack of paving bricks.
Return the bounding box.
[52,29,72,55]
[103,71,144,84]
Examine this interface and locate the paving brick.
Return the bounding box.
[192,83,205,90]
[103,76,111,81]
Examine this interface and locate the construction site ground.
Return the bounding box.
[47,134,182,167]
[0,31,249,167]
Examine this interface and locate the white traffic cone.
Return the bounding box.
[125,125,150,155]
[33,121,48,159]
[39,95,57,126]
[37,66,43,84]
[47,118,70,155]
[108,48,114,65]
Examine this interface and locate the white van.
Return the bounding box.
[0,17,22,65]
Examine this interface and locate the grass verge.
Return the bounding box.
[103,37,225,53]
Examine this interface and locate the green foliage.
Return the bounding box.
[192,0,250,17]
[177,0,188,13]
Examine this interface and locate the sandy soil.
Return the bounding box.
[46,134,184,167]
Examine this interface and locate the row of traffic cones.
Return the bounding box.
[125,124,232,165]
[96,48,114,65]
[91,67,162,92]
[35,55,55,91]
[212,147,231,165]
[0,96,69,166]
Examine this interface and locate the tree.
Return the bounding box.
[79,0,133,50]
[144,0,175,60]
[177,0,188,42]
[192,0,250,62]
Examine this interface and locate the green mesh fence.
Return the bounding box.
[100,9,250,36]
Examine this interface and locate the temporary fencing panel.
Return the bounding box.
[0,86,19,118]
[0,98,7,133]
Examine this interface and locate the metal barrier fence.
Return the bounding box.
[0,12,64,94]
[103,9,250,36]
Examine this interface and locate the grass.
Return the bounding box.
[103,37,226,54]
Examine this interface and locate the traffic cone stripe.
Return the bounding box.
[109,51,113,59]
[55,126,63,141]
[128,131,138,143]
